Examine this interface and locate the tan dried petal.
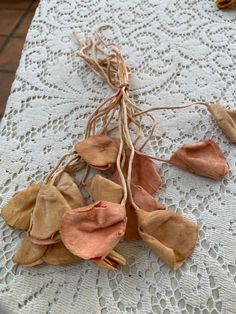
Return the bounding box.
[1,184,41,230]
[113,150,162,195]
[169,139,228,181]
[60,201,127,260]
[75,135,119,169]
[13,237,47,266]
[208,104,236,143]
[92,249,127,270]
[29,184,71,244]
[86,175,123,203]
[56,172,85,208]
[42,242,80,265]
[137,209,198,270]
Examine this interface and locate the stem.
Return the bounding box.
[133,101,209,117]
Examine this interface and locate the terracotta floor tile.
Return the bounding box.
[0,36,7,50]
[0,38,25,71]
[14,10,35,37]
[0,72,15,118]
[0,0,32,9]
[0,10,24,36]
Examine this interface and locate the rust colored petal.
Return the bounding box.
[169,140,228,181]
[1,184,41,230]
[75,135,119,169]
[60,201,127,260]
[113,150,162,195]
[86,175,123,203]
[137,209,198,270]
[13,237,47,266]
[42,242,81,265]
[132,184,165,212]
[208,104,236,143]
[56,172,85,208]
[125,200,140,241]
[29,184,71,243]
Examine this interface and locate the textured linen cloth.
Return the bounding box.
[1,0,236,313]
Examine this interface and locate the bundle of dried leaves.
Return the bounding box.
[1,26,233,272]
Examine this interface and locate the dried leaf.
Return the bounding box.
[169,140,228,181]
[1,184,41,230]
[208,104,236,143]
[92,249,127,270]
[125,200,140,241]
[86,175,123,203]
[132,184,165,212]
[29,184,71,244]
[56,172,85,208]
[60,201,127,260]
[75,135,119,169]
[13,237,46,266]
[113,150,162,195]
[216,0,235,9]
[42,242,81,265]
[138,209,198,270]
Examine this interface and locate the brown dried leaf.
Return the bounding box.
[132,184,165,212]
[56,172,85,208]
[86,175,123,203]
[13,237,47,266]
[29,184,71,244]
[60,201,127,260]
[75,135,119,169]
[137,209,198,270]
[125,200,140,241]
[208,104,236,143]
[1,184,41,230]
[113,150,162,195]
[216,0,235,9]
[169,139,228,181]
[42,242,81,265]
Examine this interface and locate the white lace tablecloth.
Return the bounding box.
[1,0,236,313]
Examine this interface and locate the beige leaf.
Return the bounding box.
[42,242,81,265]
[29,184,71,244]
[75,135,119,169]
[56,172,85,208]
[13,237,46,266]
[208,104,236,143]
[137,209,198,270]
[86,175,123,203]
[1,184,41,230]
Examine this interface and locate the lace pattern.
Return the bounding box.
[0,0,236,313]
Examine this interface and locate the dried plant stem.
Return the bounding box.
[133,101,209,117]
[45,151,76,184]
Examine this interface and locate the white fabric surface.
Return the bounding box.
[1,0,236,313]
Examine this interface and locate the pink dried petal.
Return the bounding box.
[169,139,228,180]
[60,201,127,259]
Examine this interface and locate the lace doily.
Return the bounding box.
[1,0,236,313]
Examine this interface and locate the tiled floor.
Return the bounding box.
[0,0,40,120]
